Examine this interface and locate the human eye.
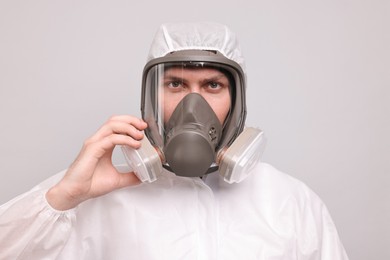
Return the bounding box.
[206,81,225,92]
[168,81,182,88]
[209,81,220,89]
[164,80,184,91]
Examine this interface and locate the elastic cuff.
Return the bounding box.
[42,189,77,215]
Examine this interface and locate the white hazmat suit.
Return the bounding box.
[0,23,349,260]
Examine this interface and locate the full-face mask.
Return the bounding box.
[122,50,266,183]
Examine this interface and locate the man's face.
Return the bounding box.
[162,66,231,125]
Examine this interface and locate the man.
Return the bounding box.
[0,22,349,259]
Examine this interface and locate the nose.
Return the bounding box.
[188,84,201,94]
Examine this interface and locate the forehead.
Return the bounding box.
[163,66,230,79]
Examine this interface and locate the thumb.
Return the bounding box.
[116,171,141,189]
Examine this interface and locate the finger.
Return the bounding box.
[116,172,141,188]
[86,134,143,159]
[107,115,148,130]
[91,121,145,142]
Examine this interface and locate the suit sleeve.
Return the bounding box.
[0,173,75,259]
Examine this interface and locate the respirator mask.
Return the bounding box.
[122,50,266,183]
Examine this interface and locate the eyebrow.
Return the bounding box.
[163,75,188,85]
[163,74,183,80]
[163,73,228,84]
[199,74,228,85]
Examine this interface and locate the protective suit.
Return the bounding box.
[0,22,349,259]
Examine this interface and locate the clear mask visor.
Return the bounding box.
[142,62,240,153]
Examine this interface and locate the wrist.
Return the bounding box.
[46,184,83,211]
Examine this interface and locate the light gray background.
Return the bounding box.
[0,0,388,259]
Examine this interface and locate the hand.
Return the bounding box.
[46,115,148,210]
